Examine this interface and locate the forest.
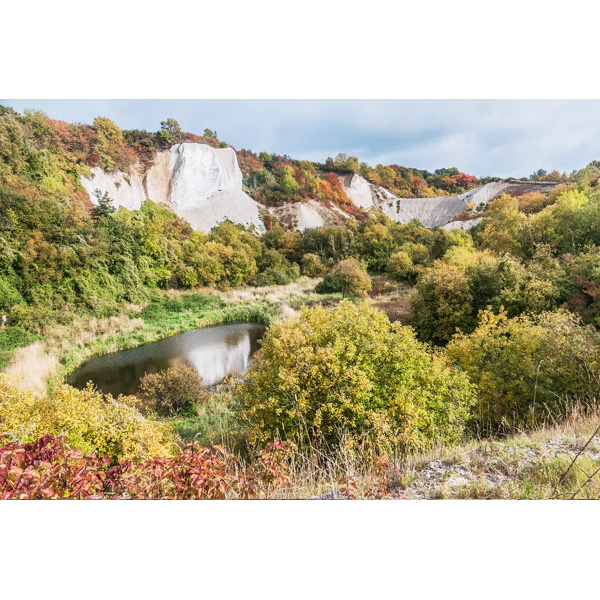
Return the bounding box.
[2,105,600,499]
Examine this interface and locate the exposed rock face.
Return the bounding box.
[81,143,265,233]
[267,200,350,231]
[340,173,560,229]
[81,145,561,235]
[443,218,483,231]
[80,168,146,211]
[338,173,374,209]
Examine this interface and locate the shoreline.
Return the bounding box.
[3,277,325,395]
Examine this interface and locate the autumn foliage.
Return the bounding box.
[0,434,295,500]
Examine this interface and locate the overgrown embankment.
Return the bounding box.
[2,277,331,394]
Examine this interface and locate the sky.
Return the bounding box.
[2,99,600,179]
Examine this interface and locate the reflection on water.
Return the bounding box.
[69,323,265,397]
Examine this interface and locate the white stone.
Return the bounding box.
[81,143,265,233]
[80,167,146,211]
[268,199,347,231]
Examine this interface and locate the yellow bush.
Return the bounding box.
[0,374,177,463]
[446,308,600,432]
[235,301,475,455]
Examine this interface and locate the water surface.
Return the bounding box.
[69,323,265,397]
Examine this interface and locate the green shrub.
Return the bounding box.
[386,251,414,280]
[446,308,600,433]
[235,301,475,455]
[300,253,326,277]
[138,364,209,417]
[315,258,372,298]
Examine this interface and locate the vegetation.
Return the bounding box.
[0,327,38,370]
[0,373,176,463]
[446,309,600,433]
[138,365,209,417]
[5,103,600,499]
[235,301,475,455]
[315,257,372,298]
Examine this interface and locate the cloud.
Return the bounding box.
[2,99,599,177]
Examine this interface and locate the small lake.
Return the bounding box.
[69,323,266,397]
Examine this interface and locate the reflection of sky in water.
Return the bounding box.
[70,323,264,397]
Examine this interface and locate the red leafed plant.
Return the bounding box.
[0,434,116,499]
[0,434,295,500]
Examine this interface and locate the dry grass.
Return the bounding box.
[251,407,600,499]
[5,315,147,394]
[5,342,59,395]
[220,277,321,305]
[367,279,415,324]
[396,407,600,499]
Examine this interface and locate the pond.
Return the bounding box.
[69,323,266,397]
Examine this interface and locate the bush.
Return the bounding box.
[386,251,414,280]
[315,258,372,298]
[411,262,475,344]
[255,267,291,287]
[446,308,600,433]
[138,364,208,417]
[300,253,326,277]
[0,374,176,463]
[234,301,475,455]
[0,433,294,500]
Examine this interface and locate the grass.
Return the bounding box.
[1,277,340,394]
[0,327,39,370]
[167,394,600,499]
[172,393,246,448]
[395,407,600,499]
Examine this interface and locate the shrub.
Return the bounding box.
[0,433,294,499]
[138,364,208,417]
[0,374,176,463]
[386,251,414,280]
[255,267,291,287]
[315,258,372,298]
[446,308,600,433]
[411,262,475,344]
[234,301,475,455]
[300,253,326,277]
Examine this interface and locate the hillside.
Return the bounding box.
[0,105,573,235]
[81,143,266,233]
[4,103,600,502]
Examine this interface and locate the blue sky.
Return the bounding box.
[2,99,599,178]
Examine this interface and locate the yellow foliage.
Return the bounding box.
[0,373,177,463]
[446,308,600,432]
[236,301,475,454]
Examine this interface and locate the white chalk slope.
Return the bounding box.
[339,173,558,229]
[267,200,351,231]
[81,145,560,234]
[81,143,265,233]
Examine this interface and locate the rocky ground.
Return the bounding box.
[399,423,600,499]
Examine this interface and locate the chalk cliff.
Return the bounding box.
[81,143,265,233]
[81,144,560,234]
[339,173,559,228]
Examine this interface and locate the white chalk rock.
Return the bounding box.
[268,199,349,231]
[339,173,375,209]
[82,143,265,233]
[81,167,146,211]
